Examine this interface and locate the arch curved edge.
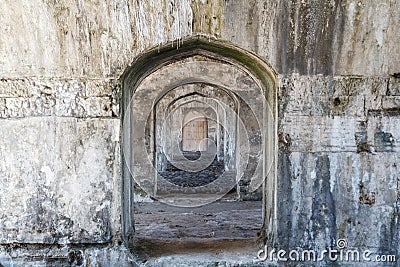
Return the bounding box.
[119,36,278,246]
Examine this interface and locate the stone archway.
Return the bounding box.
[120,36,277,247]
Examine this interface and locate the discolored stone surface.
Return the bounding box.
[0,0,399,266]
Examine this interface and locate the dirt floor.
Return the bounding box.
[132,200,264,262]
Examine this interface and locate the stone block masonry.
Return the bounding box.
[0,0,399,265]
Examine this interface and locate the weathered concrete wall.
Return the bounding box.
[0,0,193,78]
[277,75,400,265]
[0,78,121,243]
[2,0,399,78]
[224,0,400,76]
[0,0,399,266]
[0,78,126,264]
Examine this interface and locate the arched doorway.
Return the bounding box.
[120,36,277,251]
[182,111,208,152]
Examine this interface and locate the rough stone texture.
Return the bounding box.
[277,74,400,266]
[0,0,399,266]
[224,0,400,76]
[279,75,400,152]
[2,0,399,78]
[0,78,119,118]
[0,117,120,244]
[0,245,133,266]
[0,0,193,78]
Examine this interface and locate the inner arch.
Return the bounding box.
[120,36,277,250]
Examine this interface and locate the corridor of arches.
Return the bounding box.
[121,37,277,259]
